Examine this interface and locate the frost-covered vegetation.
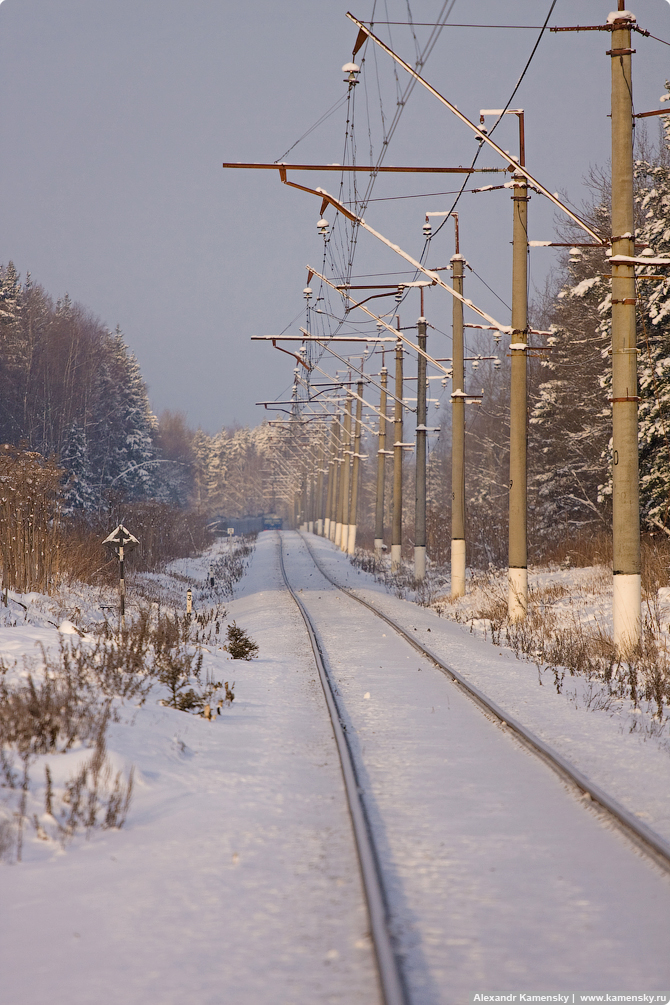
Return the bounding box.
[347,537,670,752]
[0,534,257,864]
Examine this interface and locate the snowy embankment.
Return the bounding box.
[1,534,377,1005]
[307,534,670,847]
[4,529,670,1004]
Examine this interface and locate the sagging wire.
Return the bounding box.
[468,265,512,312]
[337,0,458,284]
[431,0,557,242]
[270,3,458,416]
[274,94,349,163]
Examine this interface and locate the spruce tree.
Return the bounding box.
[631,98,670,528]
[61,421,98,513]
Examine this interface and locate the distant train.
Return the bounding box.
[262,513,283,530]
[209,513,283,535]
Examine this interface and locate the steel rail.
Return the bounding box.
[299,533,670,878]
[277,533,408,1005]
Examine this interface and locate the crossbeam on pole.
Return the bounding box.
[222,162,504,173]
[346,11,604,245]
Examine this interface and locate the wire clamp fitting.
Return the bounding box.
[611,298,637,305]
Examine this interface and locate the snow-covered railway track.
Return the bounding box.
[278,532,407,1005]
[278,529,670,999]
[298,532,670,880]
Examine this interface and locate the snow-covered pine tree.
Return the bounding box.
[629,97,670,529]
[529,206,612,541]
[531,94,670,540]
[596,96,670,528]
[0,262,24,443]
[89,326,158,500]
[61,421,98,513]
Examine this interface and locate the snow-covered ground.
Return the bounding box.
[1,534,378,1005]
[285,532,670,1000]
[3,530,670,1004]
[309,535,670,847]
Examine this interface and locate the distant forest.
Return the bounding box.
[0,263,273,518]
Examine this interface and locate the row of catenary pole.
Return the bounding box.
[261,8,645,652]
[293,257,466,596]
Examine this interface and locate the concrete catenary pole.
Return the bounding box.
[315,433,324,535]
[347,381,364,554]
[329,413,342,541]
[336,393,353,550]
[301,475,308,531]
[391,337,404,571]
[374,355,388,558]
[610,5,640,649]
[324,416,338,539]
[415,318,428,580]
[451,252,467,598]
[325,422,334,539]
[334,409,346,546]
[508,167,529,621]
[308,467,315,533]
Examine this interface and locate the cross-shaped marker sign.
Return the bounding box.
[102,525,139,620]
[103,524,139,553]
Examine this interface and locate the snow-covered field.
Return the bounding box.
[1,536,377,1005]
[2,530,670,1004]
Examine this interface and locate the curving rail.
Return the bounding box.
[299,531,670,879]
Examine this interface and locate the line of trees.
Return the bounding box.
[0,267,157,510]
[0,267,280,522]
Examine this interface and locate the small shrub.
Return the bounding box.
[226,622,258,660]
[53,725,134,841]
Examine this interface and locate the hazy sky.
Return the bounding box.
[1,0,669,431]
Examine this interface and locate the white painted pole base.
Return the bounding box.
[391,544,402,571]
[347,524,357,554]
[330,521,336,542]
[613,573,641,652]
[316,519,323,536]
[508,567,528,621]
[334,522,342,547]
[308,521,314,534]
[324,518,330,538]
[374,538,383,559]
[414,546,426,582]
[451,539,466,598]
